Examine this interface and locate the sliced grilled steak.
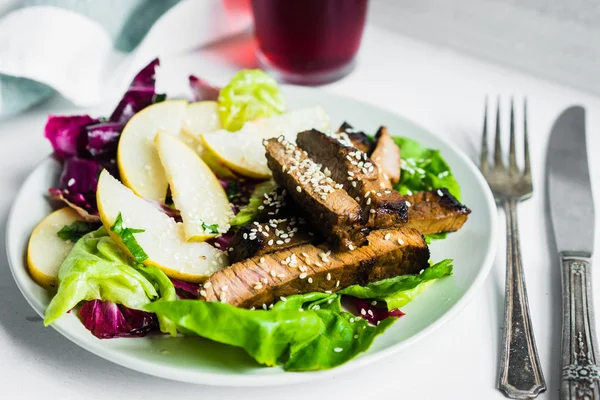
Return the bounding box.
[405,189,470,235]
[297,129,408,229]
[264,137,368,250]
[253,186,290,221]
[228,217,317,263]
[201,228,429,308]
[336,122,372,153]
[371,126,401,188]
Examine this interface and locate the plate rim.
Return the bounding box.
[6,88,498,387]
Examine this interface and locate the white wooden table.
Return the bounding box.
[1,25,599,400]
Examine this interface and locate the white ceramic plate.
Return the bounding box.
[6,86,497,387]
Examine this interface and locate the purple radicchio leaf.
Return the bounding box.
[85,121,124,159]
[110,58,161,124]
[189,75,220,102]
[79,300,158,339]
[170,279,201,300]
[45,115,100,160]
[342,296,405,325]
[207,231,234,251]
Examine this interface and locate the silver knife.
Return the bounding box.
[548,106,600,399]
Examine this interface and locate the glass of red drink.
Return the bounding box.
[250,0,369,85]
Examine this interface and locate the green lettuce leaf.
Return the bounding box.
[44,227,157,326]
[425,232,449,243]
[393,137,460,200]
[339,259,453,310]
[230,180,278,228]
[145,291,394,371]
[44,227,177,336]
[57,221,101,242]
[132,263,178,336]
[110,212,148,262]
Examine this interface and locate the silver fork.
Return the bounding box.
[481,98,547,399]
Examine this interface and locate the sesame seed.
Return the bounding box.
[268,240,274,246]
[348,244,355,250]
[367,309,374,316]
[384,233,391,240]
[243,233,248,240]
[67,178,75,187]
[298,308,304,312]
[406,201,412,207]
[397,238,405,245]
[334,347,343,353]
[364,192,370,198]
[203,281,212,288]
[366,198,371,205]
[262,278,268,284]
[262,303,268,310]
[308,277,313,283]
[336,280,340,287]
[354,334,359,340]
[269,304,274,309]
[299,272,308,279]
[276,240,284,245]
[351,181,357,187]
[326,273,332,281]
[200,290,207,297]
[253,282,263,290]
[349,318,355,323]
[221,285,228,291]
[280,296,287,302]
[370,209,376,214]
[278,273,285,278]
[361,309,366,315]
[296,186,302,193]
[270,270,277,277]
[260,257,265,263]
[371,300,377,306]
[250,307,256,310]
[437,189,444,197]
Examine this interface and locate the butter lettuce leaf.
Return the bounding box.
[339,259,453,310]
[146,291,394,371]
[393,137,460,200]
[44,227,177,336]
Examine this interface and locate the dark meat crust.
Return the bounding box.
[404,189,471,235]
[297,129,408,229]
[228,218,317,263]
[201,228,430,309]
[336,122,372,153]
[264,137,368,250]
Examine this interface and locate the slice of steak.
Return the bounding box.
[404,189,471,235]
[228,217,317,263]
[371,126,401,188]
[336,122,372,153]
[297,129,408,229]
[200,227,430,309]
[264,137,368,250]
[254,186,290,221]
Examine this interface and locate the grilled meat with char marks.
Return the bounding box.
[371,126,401,188]
[228,217,317,263]
[264,137,368,250]
[336,122,372,153]
[404,189,470,235]
[297,129,408,229]
[201,228,429,309]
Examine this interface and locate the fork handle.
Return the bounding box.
[498,198,546,399]
[560,253,600,400]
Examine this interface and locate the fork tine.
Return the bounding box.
[508,97,518,173]
[523,98,531,177]
[480,96,489,175]
[494,97,503,168]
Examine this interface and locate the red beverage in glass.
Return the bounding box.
[251,0,369,85]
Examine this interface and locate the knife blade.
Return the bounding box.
[548,106,600,400]
[548,105,595,255]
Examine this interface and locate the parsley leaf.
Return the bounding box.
[201,221,219,234]
[110,213,148,262]
[57,221,101,242]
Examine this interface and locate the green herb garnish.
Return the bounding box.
[110,213,148,262]
[57,221,100,242]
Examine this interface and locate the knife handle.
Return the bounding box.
[560,253,600,400]
[498,199,546,399]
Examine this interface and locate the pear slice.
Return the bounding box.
[27,207,82,288]
[97,170,228,282]
[201,106,330,179]
[117,100,188,202]
[180,101,237,179]
[155,132,233,242]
